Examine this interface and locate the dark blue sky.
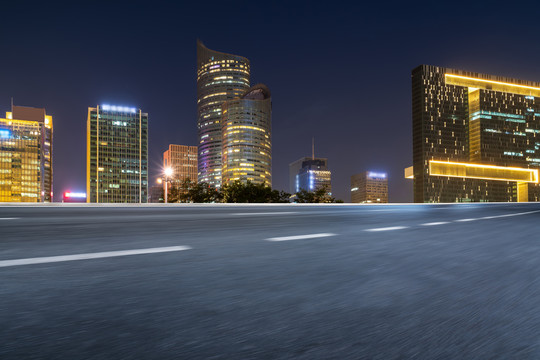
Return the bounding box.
[2,1,539,202]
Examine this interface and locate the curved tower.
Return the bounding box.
[222,84,272,187]
[197,40,250,188]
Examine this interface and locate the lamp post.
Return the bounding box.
[164,167,173,203]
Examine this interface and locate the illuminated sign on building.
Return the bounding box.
[100,105,137,113]
[63,192,87,203]
[367,172,386,179]
[0,129,11,138]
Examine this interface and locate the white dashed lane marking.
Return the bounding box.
[364,226,409,232]
[266,233,337,241]
[365,210,540,232]
[421,222,450,226]
[0,246,192,268]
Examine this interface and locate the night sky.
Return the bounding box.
[2,2,540,202]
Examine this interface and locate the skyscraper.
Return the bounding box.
[163,144,198,187]
[289,157,311,194]
[0,105,53,202]
[292,158,332,194]
[351,171,388,203]
[87,105,148,203]
[221,84,272,187]
[197,40,250,188]
[412,65,540,202]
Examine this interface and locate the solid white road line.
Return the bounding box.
[364,226,408,232]
[0,246,192,268]
[266,233,336,241]
[231,212,299,216]
[421,222,450,226]
[455,218,478,222]
[0,218,19,220]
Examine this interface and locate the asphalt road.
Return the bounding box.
[1,203,540,359]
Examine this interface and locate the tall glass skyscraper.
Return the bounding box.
[221,84,272,186]
[412,65,540,202]
[0,105,53,202]
[87,105,148,203]
[197,40,250,188]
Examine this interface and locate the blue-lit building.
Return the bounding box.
[87,105,148,203]
[351,171,388,203]
[292,158,332,194]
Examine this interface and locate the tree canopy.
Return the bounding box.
[164,179,341,203]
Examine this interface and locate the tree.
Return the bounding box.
[268,189,292,203]
[220,181,291,203]
[294,185,340,203]
[167,183,183,203]
[173,178,220,203]
[294,189,316,203]
[166,178,293,203]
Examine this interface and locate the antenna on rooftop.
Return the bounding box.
[312,137,315,160]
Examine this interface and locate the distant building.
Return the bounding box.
[163,144,198,192]
[411,65,540,202]
[87,105,148,203]
[288,157,310,194]
[222,84,272,187]
[197,40,251,188]
[0,105,53,202]
[351,171,388,203]
[148,185,164,203]
[292,157,331,194]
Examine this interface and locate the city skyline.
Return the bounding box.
[4,3,540,358]
[2,3,540,202]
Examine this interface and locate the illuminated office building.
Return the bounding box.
[412,65,540,202]
[87,105,148,203]
[293,158,332,194]
[222,84,272,186]
[163,144,198,190]
[0,105,53,202]
[351,171,388,203]
[197,40,250,188]
[289,157,311,194]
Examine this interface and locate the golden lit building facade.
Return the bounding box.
[197,40,250,188]
[412,65,540,202]
[87,105,148,203]
[163,144,198,188]
[0,105,53,202]
[351,172,388,203]
[221,84,272,186]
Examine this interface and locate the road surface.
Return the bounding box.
[1,203,540,359]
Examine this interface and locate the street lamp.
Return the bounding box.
[164,167,173,203]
